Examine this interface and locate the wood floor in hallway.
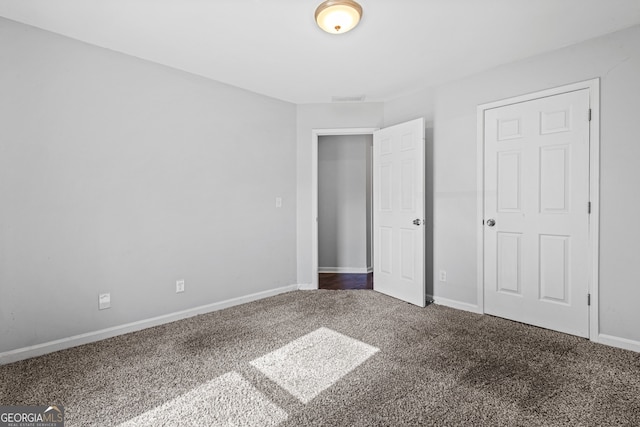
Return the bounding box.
[318,273,373,290]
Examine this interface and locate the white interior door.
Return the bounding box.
[484,89,591,337]
[373,118,425,307]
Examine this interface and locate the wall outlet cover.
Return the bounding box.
[99,293,111,310]
[439,270,447,282]
[176,279,185,293]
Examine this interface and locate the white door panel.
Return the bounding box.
[484,89,590,337]
[373,118,425,307]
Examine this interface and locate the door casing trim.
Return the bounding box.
[476,78,600,341]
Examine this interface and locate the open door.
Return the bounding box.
[373,118,426,307]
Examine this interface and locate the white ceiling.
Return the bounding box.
[1,0,640,104]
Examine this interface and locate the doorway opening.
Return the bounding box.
[317,133,374,290]
[311,128,377,291]
[311,119,426,306]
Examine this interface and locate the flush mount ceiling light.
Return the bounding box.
[315,0,363,34]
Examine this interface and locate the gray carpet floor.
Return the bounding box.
[1,290,639,426]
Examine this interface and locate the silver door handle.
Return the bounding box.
[486,218,496,227]
[413,219,422,226]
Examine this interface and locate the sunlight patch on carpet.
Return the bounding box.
[250,327,379,403]
[117,371,287,427]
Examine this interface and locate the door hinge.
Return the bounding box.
[588,201,591,214]
[588,109,592,122]
[588,293,591,306]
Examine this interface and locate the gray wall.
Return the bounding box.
[0,18,297,353]
[4,14,639,355]
[318,134,372,272]
[384,24,640,343]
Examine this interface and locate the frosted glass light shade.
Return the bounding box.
[315,0,363,34]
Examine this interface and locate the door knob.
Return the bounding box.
[413,219,422,226]
[486,218,496,227]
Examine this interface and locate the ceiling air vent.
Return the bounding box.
[331,95,366,103]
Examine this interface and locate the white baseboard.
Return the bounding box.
[596,333,640,353]
[297,283,317,290]
[0,284,299,366]
[318,267,370,274]
[433,296,483,314]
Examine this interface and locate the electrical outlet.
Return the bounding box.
[99,293,111,310]
[176,279,185,293]
[439,270,447,282]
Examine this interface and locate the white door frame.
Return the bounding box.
[476,78,600,341]
[311,128,378,289]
